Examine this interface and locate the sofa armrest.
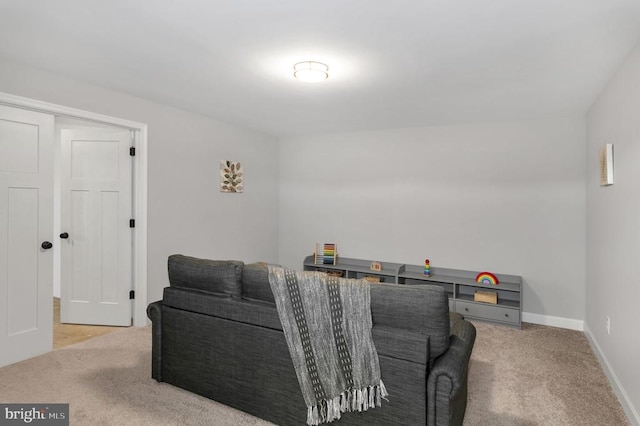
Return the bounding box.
[147,301,163,382]
[427,319,476,426]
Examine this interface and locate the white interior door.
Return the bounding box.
[0,105,54,367]
[60,128,132,326]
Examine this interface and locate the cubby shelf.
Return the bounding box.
[303,255,523,328]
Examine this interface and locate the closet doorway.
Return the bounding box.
[0,92,148,367]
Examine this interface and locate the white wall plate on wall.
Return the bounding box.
[599,143,614,186]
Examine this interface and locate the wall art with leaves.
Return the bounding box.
[220,160,243,193]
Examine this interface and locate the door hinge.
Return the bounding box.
[129,290,135,300]
[130,146,136,156]
[129,219,135,228]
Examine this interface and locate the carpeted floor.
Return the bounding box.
[0,321,629,425]
[465,322,628,425]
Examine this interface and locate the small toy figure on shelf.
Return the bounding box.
[423,259,431,276]
[370,261,382,271]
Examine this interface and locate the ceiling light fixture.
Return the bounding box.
[293,61,329,83]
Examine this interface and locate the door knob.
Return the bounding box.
[41,241,53,249]
[60,232,69,239]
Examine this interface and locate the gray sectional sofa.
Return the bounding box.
[147,255,476,425]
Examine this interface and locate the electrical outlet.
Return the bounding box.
[606,316,611,335]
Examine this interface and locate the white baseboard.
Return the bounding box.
[521,311,584,331]
[583,324,640,426]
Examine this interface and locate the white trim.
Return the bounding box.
[0,92,144,130]
[584,324,640,425]
[0,91,148,327]
[132,126,148,326]
[522,311,584,331]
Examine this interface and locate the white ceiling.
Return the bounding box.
[1,0,640,137]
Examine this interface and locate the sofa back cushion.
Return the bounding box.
[168,254,243,297]
[371,283,450,360]
[163,286,283,330]
[241,262,276,303]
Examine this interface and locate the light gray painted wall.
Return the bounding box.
[0,58,280,305]
[279,118,586,321]
[586,40,640,422]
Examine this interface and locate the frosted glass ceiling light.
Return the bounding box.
[293,61,329,83]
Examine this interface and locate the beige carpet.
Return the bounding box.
[0,322,629,425]
[466,322,628,425]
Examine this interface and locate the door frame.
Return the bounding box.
[0,91,148,326]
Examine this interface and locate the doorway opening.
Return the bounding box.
[0,92,148,326]
[0,93,148,367]
[52,298,121,349]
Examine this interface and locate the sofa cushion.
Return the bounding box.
[241,262,276,303]
[371,283,450,360]
[162,286,283,331]
[373,325,429,364]
[162,286,429,365]
[168,254,243,297]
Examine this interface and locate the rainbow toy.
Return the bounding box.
[476,272,499,285]
[423,259,431,277]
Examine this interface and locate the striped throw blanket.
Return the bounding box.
[268,266,388,425]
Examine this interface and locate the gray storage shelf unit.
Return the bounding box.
[303,255,523,328]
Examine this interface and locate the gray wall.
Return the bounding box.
[586,40,640,422]
[0,58,280,305]
[279,118,586,323]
